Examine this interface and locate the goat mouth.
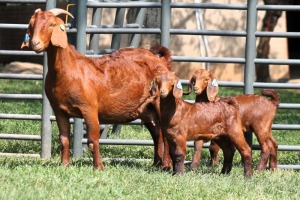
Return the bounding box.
[194,90,202,95]
[160,93,168,98]
[33,47,44,53]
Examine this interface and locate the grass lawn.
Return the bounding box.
[0,78,299,199]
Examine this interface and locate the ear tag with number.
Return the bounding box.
[60,24,65,31]
[24,33,30,43]
[211,78,218,87]
[176,81,183,90]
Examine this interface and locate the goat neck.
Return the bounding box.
[46,44,79,76]
[195,89,209,102]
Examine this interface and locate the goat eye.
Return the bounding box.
[49,24,56,28]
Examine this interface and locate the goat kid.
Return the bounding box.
[188,69,279,172]
[21,8,172,170]
[150,71,253,178]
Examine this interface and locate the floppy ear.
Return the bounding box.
[207,76,219,102]
[183,77,194,95]
[149,79,159,97]
[51,18,68,48]
[173,78,183,99]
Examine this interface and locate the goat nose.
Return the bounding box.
[194,86,199,90]
[31,39,40,47]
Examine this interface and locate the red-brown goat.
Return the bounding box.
[150,71,253,178]
[21,8,172,170]
[188,69,279,172]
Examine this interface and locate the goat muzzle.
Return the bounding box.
[160,90,168,98]
[31,38,44,52]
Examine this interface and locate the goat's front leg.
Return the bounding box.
[190,140,204,170]
[169,137,186,175]
[54,110,71,166]
[84,113,103,170]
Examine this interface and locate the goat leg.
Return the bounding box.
[144,122,165,167]
[268,136,278,170]
[85,114,104,170]
[208,140,220,167]
[169,138,186,175]
[55,111,71,166]
[214,136,236,174]
[228,133,253,178]
[190,140,204,170]
[161,136,172,171]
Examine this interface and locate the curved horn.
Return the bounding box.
[49,8,74,19]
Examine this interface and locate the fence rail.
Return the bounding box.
[0,0,299,169]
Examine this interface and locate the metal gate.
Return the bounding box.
[0,0,299,169]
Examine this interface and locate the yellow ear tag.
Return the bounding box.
[60,24,65,31]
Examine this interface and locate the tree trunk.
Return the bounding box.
[126,1,161,48]
[255,0,285,82]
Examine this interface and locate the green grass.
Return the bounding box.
[0,79,300,199]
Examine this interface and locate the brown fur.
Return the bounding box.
[150,71,253,178]
[189,69,279,171]
[21,9,172,170]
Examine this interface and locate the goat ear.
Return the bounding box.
[207,77,219,101]
[51,21,68,48]
[187,77,194,94]
[149,79,159,97]
[173,78,183,99]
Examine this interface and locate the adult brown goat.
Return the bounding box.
[188,69,279,172]
[149,71,253,178]
[21,8,172,170]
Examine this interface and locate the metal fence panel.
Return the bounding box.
[0,0,299,169]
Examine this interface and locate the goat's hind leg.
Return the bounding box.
[256,140,271,172]
[268,135,278,170]
[214,136,235,174]
[228,133,253,178]
[144,122,167,168]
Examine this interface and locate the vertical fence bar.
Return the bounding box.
[129,0,146,47]
[40,0,56,158]
[111,0,126,50]
[73,0,87,157]
[161,0,171,48]
[90,4,103,54]
[244,0,258,146]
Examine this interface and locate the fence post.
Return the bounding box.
[90,1,103,54]
[161,0,171,48]
[40,0,57,158]
[111,0,126,50]
[244,0,258,146]
[73,0,87,157]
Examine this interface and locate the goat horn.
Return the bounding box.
[49,8,74,19]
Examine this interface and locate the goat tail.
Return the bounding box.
[150,44,172,70]
[261,89,280,108]
[220,97,239,110]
